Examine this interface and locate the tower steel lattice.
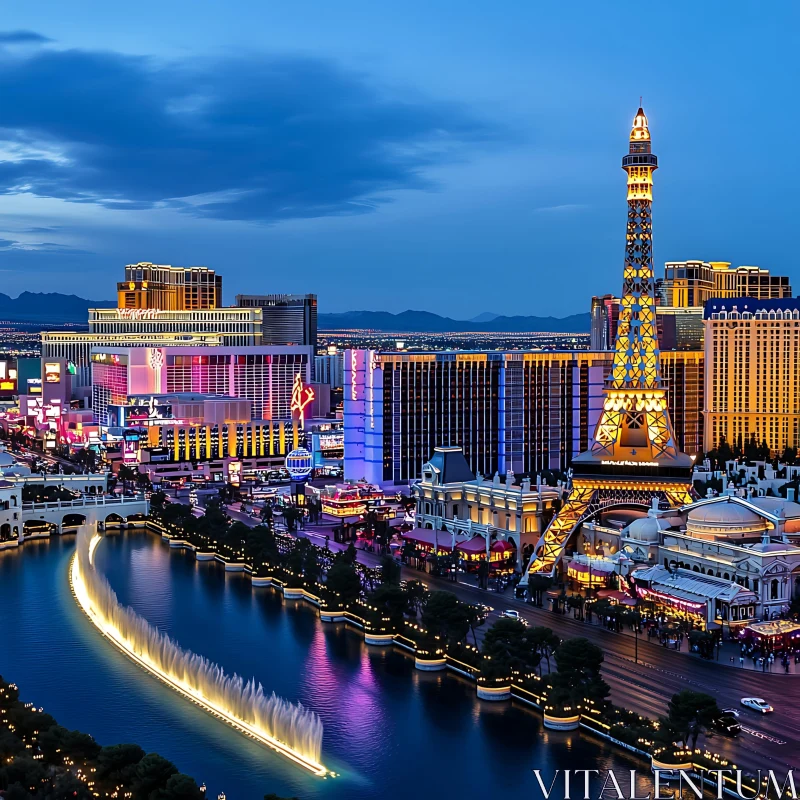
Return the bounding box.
[521,107,694,582]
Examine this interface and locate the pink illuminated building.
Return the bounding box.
[91,345,313,425]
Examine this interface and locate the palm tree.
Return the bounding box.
[118,465,136,495]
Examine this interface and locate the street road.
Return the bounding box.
[175,497,800,777]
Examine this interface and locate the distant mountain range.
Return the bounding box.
[0,292,115,323]
[318,309,591,333]
[0,293,591,333]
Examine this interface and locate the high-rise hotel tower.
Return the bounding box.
[521,107,695,581]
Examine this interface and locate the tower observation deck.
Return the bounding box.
[521,107,694,582]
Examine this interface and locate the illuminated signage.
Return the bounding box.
[350,350,358,401]
[148,349,164,371]
[122,434,139,464]
[600,460,659,468]
[117,308,159,319]
[318,433,344,452]
[44,362,61,383]
[92,353,127,366]
[290,372,315,428]
[0,381,15,391]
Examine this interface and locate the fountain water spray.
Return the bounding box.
[70,526,326,775]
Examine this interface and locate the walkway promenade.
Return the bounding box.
[168,495,800,776]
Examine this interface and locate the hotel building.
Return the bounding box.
[658,261,792,308]
[42,307,265,390]
[314,351,345,388]
[590,294,620,351]
[235,294,318,347]
[593,262,793,353]
[704,297,800,454]
[117,263,223,310]
[90,345,313,426]
[344,347,703,485]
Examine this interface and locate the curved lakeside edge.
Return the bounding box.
[6,524,753,799]
[69,525,329,777]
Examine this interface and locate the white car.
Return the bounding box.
[500,610,528,625]
[740,697,773,713]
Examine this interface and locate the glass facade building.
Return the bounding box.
[344,348,704,485]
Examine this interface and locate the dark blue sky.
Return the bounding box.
[0,2,797,318]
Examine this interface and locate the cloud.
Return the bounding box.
[0,236,92,255]
[0,40,501,222]
[0,31,52,45]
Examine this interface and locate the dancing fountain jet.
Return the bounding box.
[71,527,326,776]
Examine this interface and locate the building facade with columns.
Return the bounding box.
[577,491,800,624]
[411,446,562,569]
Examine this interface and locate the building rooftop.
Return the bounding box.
[633,565,757,604]
[687,501,764,526]
[704,297,800,318]
[424,446,475,485]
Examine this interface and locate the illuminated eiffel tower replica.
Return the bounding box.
[521,105,695,582]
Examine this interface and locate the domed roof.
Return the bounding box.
[624,516,665,542]
[687,501,764,526]
[749,496,800,519]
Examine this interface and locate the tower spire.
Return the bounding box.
[520,104,694,581]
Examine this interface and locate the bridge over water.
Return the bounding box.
[21,495,149,537]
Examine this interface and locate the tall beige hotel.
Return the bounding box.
[704,297,800,454]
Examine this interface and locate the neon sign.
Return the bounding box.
[290,372,314,428]
[636,586,705,613]
[601,460,659,467]
[350,350,358,401]
[148,349,164,371]
[117,308,159,319]
[44,362,61,384]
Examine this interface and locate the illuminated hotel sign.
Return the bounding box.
[290,372,314,428]
[600,460,660,467]
[44,362,61,384]
[350,350,358,401]
[117,308,159,319]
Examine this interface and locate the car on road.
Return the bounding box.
[500,609,527,625]
[712,711,741,736]
[740,697,773,713]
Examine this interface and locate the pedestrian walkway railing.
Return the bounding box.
[22,495,147,511]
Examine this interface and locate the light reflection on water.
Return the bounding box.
[1,534,640,799]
